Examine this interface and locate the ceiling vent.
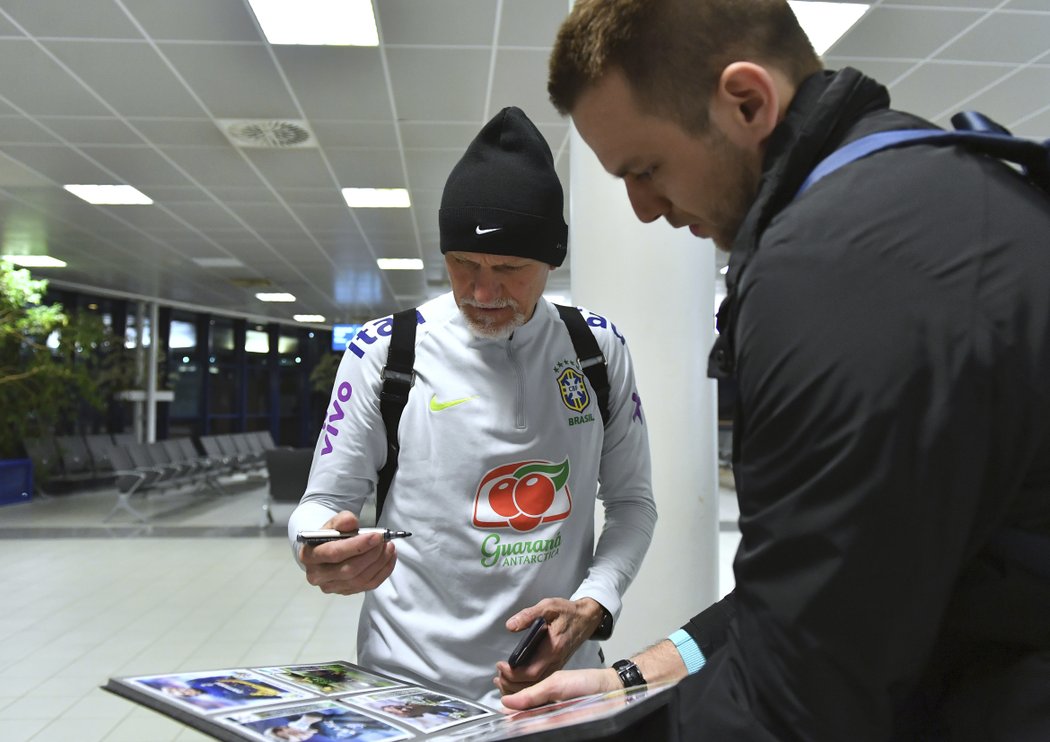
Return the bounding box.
[218,119,316,149]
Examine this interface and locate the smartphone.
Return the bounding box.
[508,617,547,669]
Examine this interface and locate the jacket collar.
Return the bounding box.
[708,67,890,379]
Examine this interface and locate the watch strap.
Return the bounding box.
[612,659,646,688]
[591,604,613,640]
[669,628,707,674]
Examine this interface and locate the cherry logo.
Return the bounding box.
[472,459,572,531]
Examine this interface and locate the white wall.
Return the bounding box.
[567,128,720,662]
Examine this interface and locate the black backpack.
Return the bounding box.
[796,110,1050,582]
[373,304,610,521]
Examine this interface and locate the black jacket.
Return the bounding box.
[674,68,1050,741]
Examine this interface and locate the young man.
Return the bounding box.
[288,107,657,708]
[502,1,1050,739]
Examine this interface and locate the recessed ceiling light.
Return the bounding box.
[342,188,411,208]
[63,184,153,205]
[293,314,326,323]
[788,1,869,55]
[194,257,245,268]
[256,292,297,302]
[247,0,379,46]
[2,255,67,268]
[377,258,423,271]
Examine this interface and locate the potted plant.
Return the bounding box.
[0,262,129,498]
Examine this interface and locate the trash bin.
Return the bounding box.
[0,458,33,505]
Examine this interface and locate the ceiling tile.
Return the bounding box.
[35,116,140,145]
[275,46,392,122]
[489,49,562,123]
[884,0,1002,7]
[936,12,1050,63]
[399,122,479,149]
[500,0,568,47]
[79,145,195,188]
[830,7,984,59]
[45,40,206,118]
[1,143,110,184]
[310,120,399,149]
[0,0,140,38]
[0,114,58,144]
[955,66,1050,128]
[405,148,466,191]
[163,146,266,188]
[0,156,53,187]
[377,0,497,45]
[159,42,298,119]
[327,147,406,188]
[0,40,111,116]
[161,200,250,231]
[243,148,334,189]
[122,0,263,42]
[1004,0,1050,8]
[386,47,489,121]
[879,62,1011,122]
[1011,106,1050,138]
[130,119,231,147]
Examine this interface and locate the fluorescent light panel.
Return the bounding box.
[788,1,869,55]
[256,292,297,302]
[293,314,326,323]
[2,255,67,268]
[342,188,411,208]
[247,0,378,46]
[377,258,423,271]
[194,257,245,268]
[63,184,153,205]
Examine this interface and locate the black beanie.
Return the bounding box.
[439,106,568,267]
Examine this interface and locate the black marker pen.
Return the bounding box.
[297,528,412,545]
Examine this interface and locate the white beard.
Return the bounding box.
[458,298,526,340]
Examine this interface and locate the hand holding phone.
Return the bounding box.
[508,617,547,669]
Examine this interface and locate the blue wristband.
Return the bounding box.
[669,629,707,674]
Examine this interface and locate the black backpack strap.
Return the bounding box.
[555,304,610,426]
[375,308,417,521]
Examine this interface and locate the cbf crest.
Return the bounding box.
[557,366,590,413]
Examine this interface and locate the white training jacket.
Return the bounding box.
[288,292,656,706]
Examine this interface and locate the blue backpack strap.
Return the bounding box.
[796,111,1050,199]
[554,304,611,426]
[375,307,418,521]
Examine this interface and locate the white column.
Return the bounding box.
[568,127,720,662]
[133,301,145,443]
[146,301,159,443]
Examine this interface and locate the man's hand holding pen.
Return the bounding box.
[299,510,401,595]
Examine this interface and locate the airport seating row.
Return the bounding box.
[20,431,277,523]
[105,432,276,523]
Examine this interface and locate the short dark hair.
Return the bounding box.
[549,0,822,133]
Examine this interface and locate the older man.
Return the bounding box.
[289,106,657,708]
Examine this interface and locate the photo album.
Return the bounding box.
[103,660,677,741]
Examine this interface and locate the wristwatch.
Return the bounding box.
[591,604,613,640]
[612,659,647,688]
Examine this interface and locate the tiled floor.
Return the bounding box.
[0,473,740,741]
